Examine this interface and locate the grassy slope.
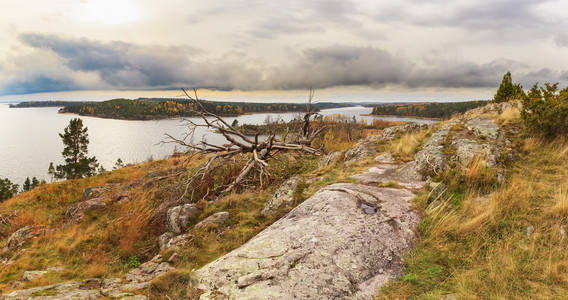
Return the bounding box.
[380,106,568,299]
[0,119,392,298]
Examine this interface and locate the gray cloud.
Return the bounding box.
[1,33,565,95]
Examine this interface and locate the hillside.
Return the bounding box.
[1,100,568,299]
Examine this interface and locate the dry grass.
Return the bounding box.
[388,129,431,161]
[380,135,568,299]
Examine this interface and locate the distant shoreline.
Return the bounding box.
[361,113,442,121]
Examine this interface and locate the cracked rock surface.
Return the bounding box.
[195,182,421,299]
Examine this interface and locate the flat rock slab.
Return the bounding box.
[351,162,426,190]
[195,183,420,300]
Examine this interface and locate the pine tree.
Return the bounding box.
[48,162,56,182]
[55,118,99,180]
[493,71,525,103]
[0,178,18,201]
[31,177,40,189]
[23,177,31,192]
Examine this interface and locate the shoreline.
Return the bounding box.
[361,113,442,121]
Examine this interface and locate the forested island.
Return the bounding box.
[369,100,489,119]
[10,98,353,120]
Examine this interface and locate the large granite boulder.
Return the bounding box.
[195,183,420,299]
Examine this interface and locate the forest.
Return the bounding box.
[369,100,489,119]
[11,98,353,120]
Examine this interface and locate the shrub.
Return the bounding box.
[521,83,568,138]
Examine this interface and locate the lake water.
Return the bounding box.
[0,103,435,185]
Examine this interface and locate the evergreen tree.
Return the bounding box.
[0,178,18,201]
[23,177,31,192]
[55,118,99,180]
[48,162,56,182]
[31,177,40,189]
[114,158,124,170]
[493,71,525,103]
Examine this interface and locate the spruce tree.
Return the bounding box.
[55,118,99,180]
[493,71,525,103]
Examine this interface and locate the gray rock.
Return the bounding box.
[318,152,342,168]
[163,233,193,250]
[125,255,173,284]
[350,162,426,190]
[3,225,46,252]
[466,117,500,140]
[414,120,458,175]
[64,197,107,227]
[378,123,429,141]
[195,212,230,230]
[451,138,499,168]
[374,152,395,164]
[262,176,302,216]
[157,232,174,250]
[82,186,107,201]
[195,183,420,299]
[0,277,149,299]
[23,271,48,281]
[166,203,198,234]
[344,136,379,164]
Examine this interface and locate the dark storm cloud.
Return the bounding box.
[2,75,79,95]
[18,34,199,89]
[265,45,408,89]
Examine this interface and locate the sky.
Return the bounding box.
[0,0,567,102]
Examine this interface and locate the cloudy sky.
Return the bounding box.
[0,0,567,102]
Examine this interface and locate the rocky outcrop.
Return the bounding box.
[344,123,430,165]
[374,152,395,164]
[158,232,193,250]
[3,225,46,253]
[415,102,514,177]
[343,136,379,164]
[318,152,343,168]
[414,119,457,175]
[64,197,106,227]
[124,255,173,287]
[195,212,229,230]
[63,186,110,228]
[0,256,172,299]
[351,162,426,190]
[166,204,198,234]
[378,123,429,141]
[195,182,421,299]
[261,176,302,216]
[0,278,150,300]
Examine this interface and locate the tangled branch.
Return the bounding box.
[165,88,327,199]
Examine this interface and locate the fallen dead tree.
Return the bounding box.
[165,88,327,199]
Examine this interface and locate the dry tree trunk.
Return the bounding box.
[164,88,327,199]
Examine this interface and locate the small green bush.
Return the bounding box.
[521,83,568,138]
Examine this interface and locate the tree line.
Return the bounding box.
[369,100,489,119]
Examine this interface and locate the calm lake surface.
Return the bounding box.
[0,104,435,185]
